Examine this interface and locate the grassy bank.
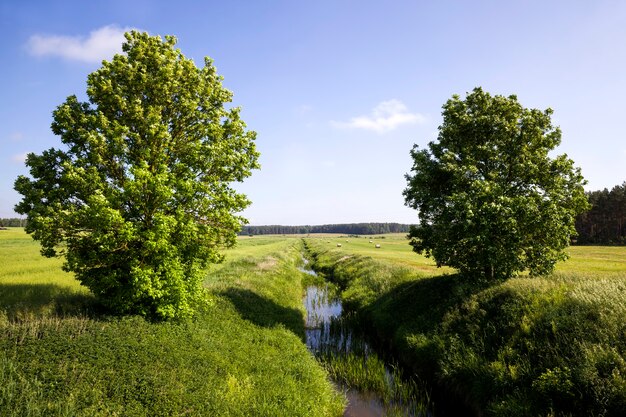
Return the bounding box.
[0,229,344,416]
[304,236,626,416]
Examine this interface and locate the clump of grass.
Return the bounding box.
[317,330,432,417]
[439,274,626,416]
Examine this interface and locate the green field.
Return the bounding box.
[299,232,626,275]
[302,234,626,416]
[3,228,626,416]
[0,229,343,417]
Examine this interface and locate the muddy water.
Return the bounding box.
[301,263,434,417]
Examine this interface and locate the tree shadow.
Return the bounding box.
[357,273,491,417]
[219,287,306,340]
[370,273,488,331]
[360,273,491,377]
[0,283,104,321]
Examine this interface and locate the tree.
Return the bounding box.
[403,88,589,280]
[14,32,260,319]
[575,182,626,244]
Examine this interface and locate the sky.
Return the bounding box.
[1,1,625,225]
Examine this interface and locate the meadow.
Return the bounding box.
[304,234,626,416]
[0,229,343,417]
[3,228,626,416]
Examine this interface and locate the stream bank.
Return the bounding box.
[300,259,433,417]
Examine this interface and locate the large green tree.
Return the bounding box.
[403,88,588,280]
[14,32,259,319]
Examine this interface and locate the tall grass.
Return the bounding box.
[0,229,344,416]
[315,316,432,416]
[304,236,626,416]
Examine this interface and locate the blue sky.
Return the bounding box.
[1,1,625,225]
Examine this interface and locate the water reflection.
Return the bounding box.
[301,263,433,417]
[304,285,343,351]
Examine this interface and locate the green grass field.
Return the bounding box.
[562,245,626,274]
[3,228,626,416]
[0,228,84,289]
[303,234,626,416]
[0,229,343,417]
[301,232,626,275]
[300,233,448,272]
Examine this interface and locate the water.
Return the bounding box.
[301,262,434,417]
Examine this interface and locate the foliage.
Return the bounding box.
[0,230,344,417]
[404,87,589,280]
[439,275,626,416]
[305,236,626,416]
[14,31,259,320]
[575,182,626,244]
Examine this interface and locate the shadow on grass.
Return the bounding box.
[350,273,491,417]
[0,283,103,321]
[362,273,491,373]
[219,287,306,340]
[371,273,488,329]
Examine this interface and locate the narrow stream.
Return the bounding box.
[300,260,434,417]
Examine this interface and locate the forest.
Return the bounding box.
[240,222,411,236]
[0,218,27,227]
[575,182,626,244]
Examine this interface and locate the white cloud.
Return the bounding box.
[331,99,426,133]
[27,25,132,63]
[11,153,29,164]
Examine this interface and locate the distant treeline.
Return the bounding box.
[240,223,412,236]
[0,218,27,227]
[575,182,626,244]
[6,183,626,245]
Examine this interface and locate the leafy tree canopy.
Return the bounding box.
[404,87,589,280]
[14,31,259,319]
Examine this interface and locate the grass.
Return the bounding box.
[5,226,626,416]
[0,227,84,289]
[315,316,432,417]
[561,245,626,275]
[308,233,453,273]
[0,228,344,417]
[304,280,432,416]
[304,235,626,416]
